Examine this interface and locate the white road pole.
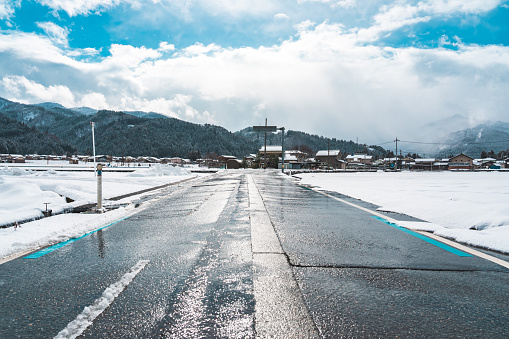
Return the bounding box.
[91,121,96,176]
[97,163,103,211]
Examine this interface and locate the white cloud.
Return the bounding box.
[36,21,69,45]
[180,43,221,57]
[294,20,316,32]
[274,13,289,20]
[0,0,21,22]
[158,41,175,52]
[421,0,502,15]
[1,20,509,142]
[66,47,101,57]
[79,92,108,109]
[36,0,141,17]
[357,0,504,42]
[106,44,161,68]
[1,75,75,106]
[117,95,216,123]
[297,0,356,9]
[188,0,276,17]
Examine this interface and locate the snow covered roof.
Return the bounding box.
[316,150,341,157]
[346,154,372,160]
[259,146,282,152]
[415,158,438,163]
[286,150,306,155]
[284,154,298,162]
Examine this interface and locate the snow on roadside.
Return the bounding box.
[295,171,509,254]
[0,163,204,260]
[0,206,137,260]
[0,164,196,226]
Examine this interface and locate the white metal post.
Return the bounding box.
[97,163,103,211]
[91,121,96,176]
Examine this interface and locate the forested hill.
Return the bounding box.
[0,115,76,155]
[0,97,258,158]
[0,97,386,158]
[64,110,259,158]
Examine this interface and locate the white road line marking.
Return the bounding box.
[0,248,37,265]
[311,188,399,223]
[306,185,509,270]
[415,231,509,270]
[54,260,150,339]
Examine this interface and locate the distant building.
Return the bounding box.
[346,154,373,168]
[315,150,344,169]
[258,146,283,157]
[412,158,444,171]
[226,158,242,169]
[449,153,473,170]
[218,155,237,169]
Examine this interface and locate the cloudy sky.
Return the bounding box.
[1,0,508,145]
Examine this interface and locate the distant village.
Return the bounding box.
[2,145,508,171]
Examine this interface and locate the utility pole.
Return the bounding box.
[280,127,285,173]
[394,137,399,171]
[91,121,96,176]
[253,121,278,169]
[327,139,330,170]
[264,118,267,169]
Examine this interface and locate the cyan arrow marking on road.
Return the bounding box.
[23,216,130,259]
[372,216,473,257]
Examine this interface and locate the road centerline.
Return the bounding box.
[54,260,150,339]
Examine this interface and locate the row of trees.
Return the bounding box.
[480,149,509,160]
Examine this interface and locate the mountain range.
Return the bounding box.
[0,97,383,159]
[4,97,505,160]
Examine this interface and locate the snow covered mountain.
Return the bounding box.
[435,122,509,158]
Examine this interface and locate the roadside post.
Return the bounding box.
[279,127,285,173]
[97,163,103,211]
[91,121,96,177]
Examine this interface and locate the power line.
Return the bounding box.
[373,139,509,147]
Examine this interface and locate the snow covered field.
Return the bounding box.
[0,161,202,260]
[296,171,509,254]
[2,167,508,262]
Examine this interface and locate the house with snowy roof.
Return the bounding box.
[315,150,345,169]
[258,145,283,156]
[218,155,238,169]
[411,158,447,171]
[346,154,373,166]
[449,153,473,170]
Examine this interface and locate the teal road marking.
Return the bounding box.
[24,216,130,259]
[371,216,473,257]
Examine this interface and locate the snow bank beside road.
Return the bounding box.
[0,163,202,260]
[296,171,509,254]
[0,163,195,226]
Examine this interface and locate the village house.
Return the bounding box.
[8,155,25,163]
[243,155,256,167]
[315,150,345,169]
[345,154,373,169]
[279,151,308,170]
[285,150,308,162]
[449,153,474,170]
[411,158,438,171]
[218,155,238,169]
[258,145,283,157]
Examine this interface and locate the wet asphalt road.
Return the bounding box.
[1,169,509,338]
